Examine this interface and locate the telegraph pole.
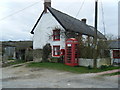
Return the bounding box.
[94,0,98,68]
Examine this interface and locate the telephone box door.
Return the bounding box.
[65,38,79,66]
[66,44,72,64]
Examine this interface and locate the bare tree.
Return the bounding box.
[106,34,117,40]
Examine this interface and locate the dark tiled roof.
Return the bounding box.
[31,7,106,39]
[108,40,120,49]
[89,26,106,39]
[48,7,106,39]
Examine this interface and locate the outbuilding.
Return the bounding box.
[109,40,120,65]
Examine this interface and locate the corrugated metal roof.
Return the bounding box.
[2,41,33,49]
[48,7,106,39]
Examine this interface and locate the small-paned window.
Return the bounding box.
[53,29,60,41]
[53,46,60,56]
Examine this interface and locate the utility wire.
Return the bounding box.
[76,0,86,17]
[100,0,106,35]
[66,0,86,35]
[0,2,40,21]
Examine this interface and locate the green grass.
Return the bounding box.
[8,60,25,65]
[27,62,120,73]
[8,59,15,61]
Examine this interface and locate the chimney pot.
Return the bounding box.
[81,18,87,24]
[44,0,51,13]
[44,0,51,2]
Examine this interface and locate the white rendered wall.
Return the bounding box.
[33,11,65,50]
[79,58,111,68]
[110,49,113,64]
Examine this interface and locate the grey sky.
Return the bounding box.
[0,0,118,41]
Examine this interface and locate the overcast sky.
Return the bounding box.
[0,0,119,41]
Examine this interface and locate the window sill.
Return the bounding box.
[53,39,60,41]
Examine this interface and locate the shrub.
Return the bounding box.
[49,57,59,63]
[100,65,108,69]
[108,65,113,67]
[58,55,64,63]
[87,65,92,69]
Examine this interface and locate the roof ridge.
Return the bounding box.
[48,7,85,25]
[31,6,106,39]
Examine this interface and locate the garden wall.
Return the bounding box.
[78,58,111,68]
[25,48,33,61]
[33,49,43,62]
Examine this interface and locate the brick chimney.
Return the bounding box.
[81,18,87,24]
[44,0,51,13]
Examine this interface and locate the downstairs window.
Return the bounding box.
[53,46,60,56]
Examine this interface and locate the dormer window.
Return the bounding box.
[53,29,60,41]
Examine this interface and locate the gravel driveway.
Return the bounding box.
[2,65,119,88]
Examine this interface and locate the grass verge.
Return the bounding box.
[101,72,120,76]
[27,62,120,73]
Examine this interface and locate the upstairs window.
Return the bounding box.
[53,29,60,41]
[53,46,60,56]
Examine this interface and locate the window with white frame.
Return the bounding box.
[53,46,60,56]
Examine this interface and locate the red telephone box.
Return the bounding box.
[65,38,79,66]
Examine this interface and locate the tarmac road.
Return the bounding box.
[2,65,119,88]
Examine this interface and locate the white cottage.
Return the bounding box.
[31,0,105,58]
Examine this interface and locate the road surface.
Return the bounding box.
[2,65,119,88]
